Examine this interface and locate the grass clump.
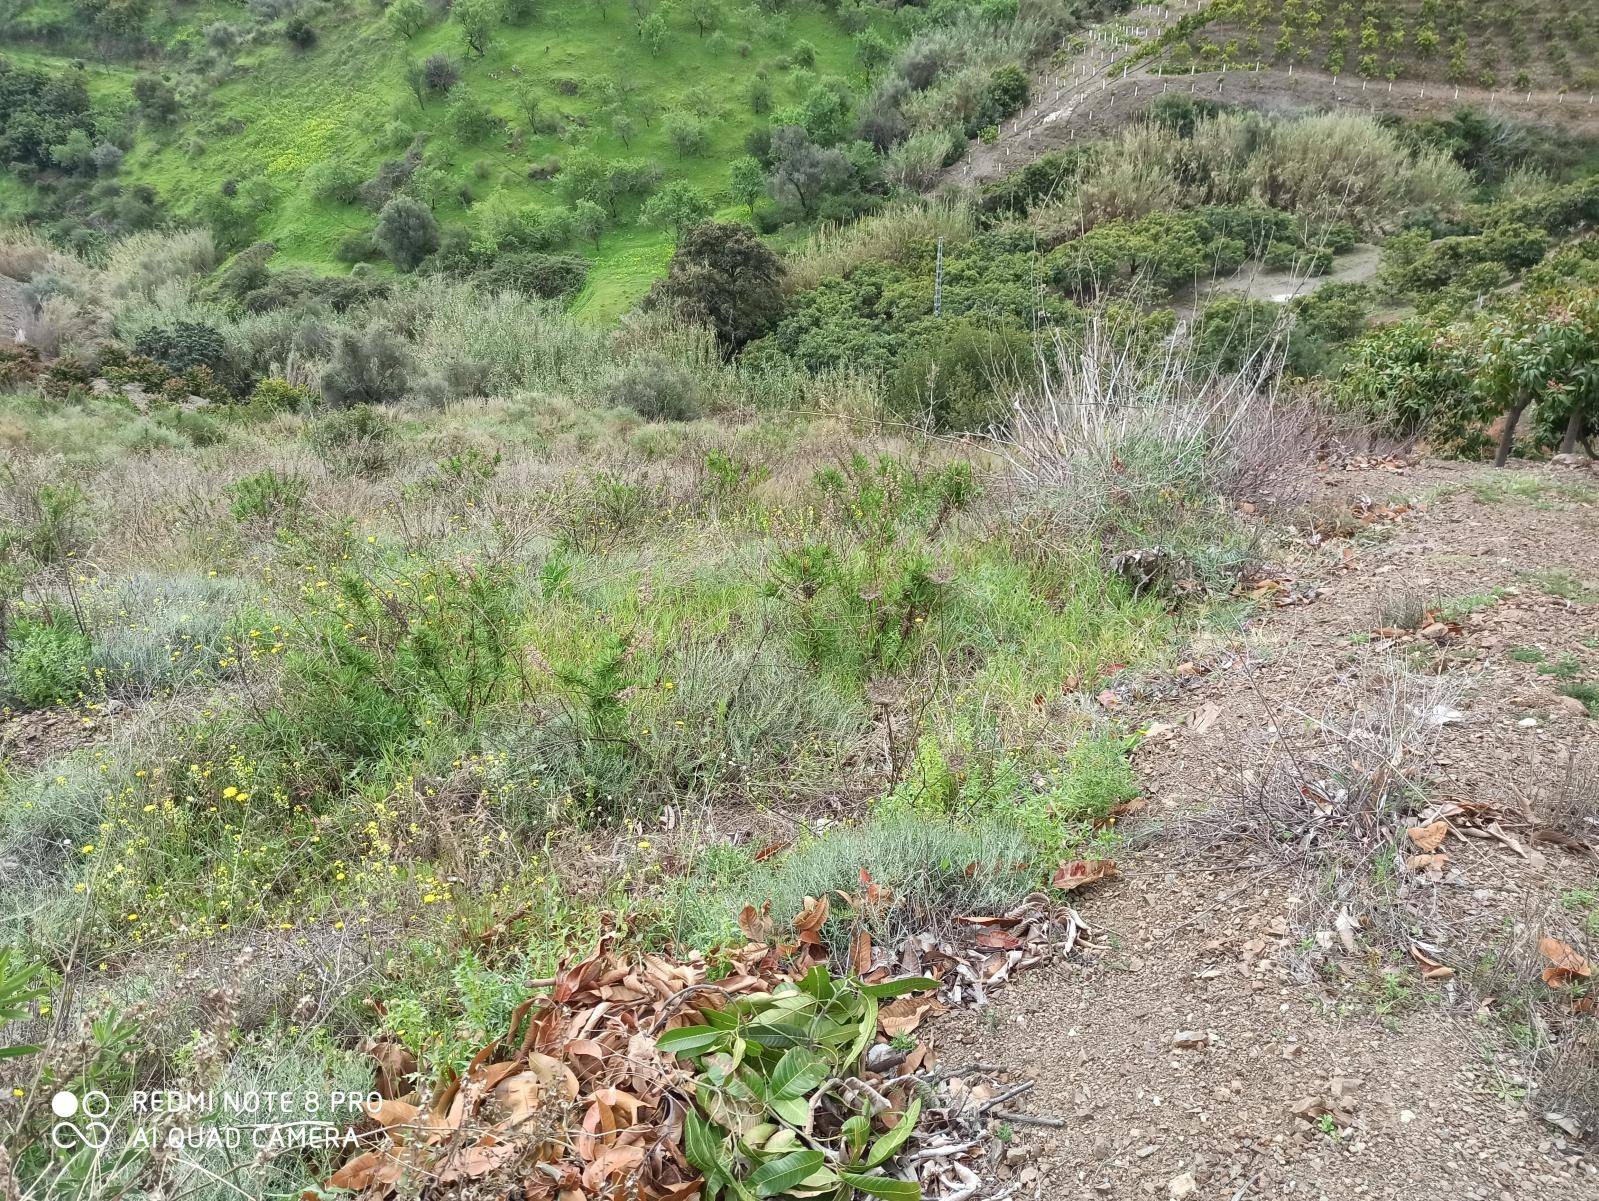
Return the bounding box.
[674,812,1040,957]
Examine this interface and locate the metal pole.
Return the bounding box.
[934,237,944,318]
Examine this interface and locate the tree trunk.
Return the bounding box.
[1494,400,1528,467]
[1559,408,1586,456]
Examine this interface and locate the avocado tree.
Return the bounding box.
[1476,288,1599,466]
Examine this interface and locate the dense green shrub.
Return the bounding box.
[769,229,1080,376]
[974,64,1028,134]
[1336,317,1481,449]
[305,404,399,471]
[2,615,91,709]
[473,252,589,299]
[0,57,97,169]
[882,319,1035,432]
[1048,211,1249,298]
[132,321,228,375]
[226,469,309,530]
[247,377,317,410]
[975,149,1087,223]
[646,222,785,356]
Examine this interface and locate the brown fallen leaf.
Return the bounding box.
[878,995,948,1037]
[793,895,830,933]
[1409,944,1454,980]
[738,901,773,944]
[1539,936,1594,987]
[1051,859,1118,892]
[1407,821,1448,853]
[1191,701,1221,735]
[849,927,873,975]
[975,930,1022,950]
[362,1099,419,1129]
[1094,795,1146,832]
[365,1037,417,1101]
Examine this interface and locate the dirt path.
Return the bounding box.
[941,23,1599,189]
[930,458,1599,1199]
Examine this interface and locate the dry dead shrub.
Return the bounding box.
[1539,750,1599,841]
[1540,1016,1599,1142]
[1184,657,1459,951]
[19,295,105,359]
[1000,305,1313,510]
[0,228,61,281]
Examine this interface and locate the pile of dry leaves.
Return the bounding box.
[326,893,1097,1201]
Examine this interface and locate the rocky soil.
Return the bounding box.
[930,457,1599,1200]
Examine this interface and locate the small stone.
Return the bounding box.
[1169,1171,1198,1198]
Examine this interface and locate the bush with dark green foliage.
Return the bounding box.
[473,252,589,299]
[423,53,460,93]
[975,149,1088,223]
[1189,297,1283,378]
[974,64,1028,135]
[131,74,180,124]
[0,57,97,169]
[767,228,1081,376]
[1048,210,1251,298]
[132,321,228,376]
[882,319,1036,433]
[1383,221,1550,300]
[1336,317,1482,450]
[1145,92,1225,136]
[645,221,785,357]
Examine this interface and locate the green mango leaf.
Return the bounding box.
[744,1022,811,1051]
[749,1149,826,1197]
[770,1047,829,1100]
[844,993,877,1071]
[798,964,834,999]
[769,1093,810,1127]
[864,1097,921,1169]
[658,1025,727,1057]
[684,1109,731,1185]
[840,1115,870,1164]
[840,1171,920,1199]
[860,977,940,1000]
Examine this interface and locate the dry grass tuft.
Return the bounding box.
[782,197,975,294]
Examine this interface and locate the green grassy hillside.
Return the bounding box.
[0,0,907,316]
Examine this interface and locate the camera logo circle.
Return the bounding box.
[49,1091,112,1150]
